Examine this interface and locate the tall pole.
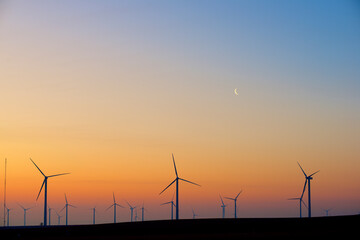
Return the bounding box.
[114,205,116,223]
[7,208,10,227]
[24,210,26,226]
[66,205,68,225]
[171,203,173,220]
[222,206,225,218]
[93,208,95,224]
[141,206,144,221]
[234,200,237,219]
[44,178,48,226]
[308,179,311,218]
[176,179,179,220]
[299,199,302,218]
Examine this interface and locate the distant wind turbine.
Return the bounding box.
[298,162,319,218]
[30,158,70,226]
[141,203,146,222]
[106,193,124,223]
[126,201,136,222]
[288,197,307,218]
[60,194,76,226]
[90,207,96,224]
[225,190,242,219]
[323,208,332,217]
[159,154,200,220]
[5,207,11,227]
[161,196,176,220]
[18,203,35,226]
[219,195,227,219]
[55,210,62,225]
[192,208,199,219]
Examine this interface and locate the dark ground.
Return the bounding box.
[1,215,359,239]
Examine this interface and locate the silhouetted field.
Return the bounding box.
[1,215,358,239]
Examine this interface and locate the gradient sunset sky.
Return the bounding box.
[1,0,359,225]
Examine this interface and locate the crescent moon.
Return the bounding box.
[234,88,238,95]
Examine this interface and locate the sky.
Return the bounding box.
[0,0,359,226]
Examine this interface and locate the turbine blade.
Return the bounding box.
[172,154,178,177]
[69,204,76,208]
[179,178,200,187]
[106,204,114,211]
[224,197,235,201]
[36,179,46,200]
[30,158,46,177]
[113,192,116,203]
[126,201,132,208]
[48,172,70,178]
[65,194,68,204]
[288,198,300,200]
[309,170,320,177]
[301,199,308,209]
[160,202,172,205]
[60,206,66,213]
[235,190,243,199]
[17,203,25,210]
[159,179,176,195]
[219,195,225,205]
[300,179,307,199]
[297,162,307,177]
[115,203,124,208]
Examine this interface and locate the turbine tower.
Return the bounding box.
[141,203,145,222]
[298,162,319,218]
[91,207,96,224]
[159,154,200,220]
[60,194,76,226]
[30,158,70,226]
[18,203,34,226]
[225,190,242,219]
[219,195,227,219]
[161,197,176,220]
[106,193,124,223]
[126,201,136,222]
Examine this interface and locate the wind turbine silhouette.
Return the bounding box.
[159,154,200,220]
[161,195,176,220]
[192,208,199,219]
[225,190,242,219]
[5,207,11,227]
[126,201,136,222]
[219,195,227,218]
[288,197,307,218]
[55,210,62,225]
[141,203,146,221]
[30,158,70,226]
[60,194,76,226]
[106,193,124,223]
[18,203,35,226]
[323,208,332,216]
[90,207,97,224]
[298,162,319,218]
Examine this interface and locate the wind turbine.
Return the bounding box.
[55,210,62,225]
[323,208,332,216]
[161,197,176,220]
[192,208,199,219]
[18,203,34,226]
[225,190,242,219]
[60,194,76,226]
[141,203,146,221]
[219,195,227,219]
[30,158,70,226]
[298,162,319,218]
[126,201,136,222]
[159,154,200,220]
[288,197,307,218]
[90,207,96,224]
[106,193,124,223]
[5,207,11,227]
